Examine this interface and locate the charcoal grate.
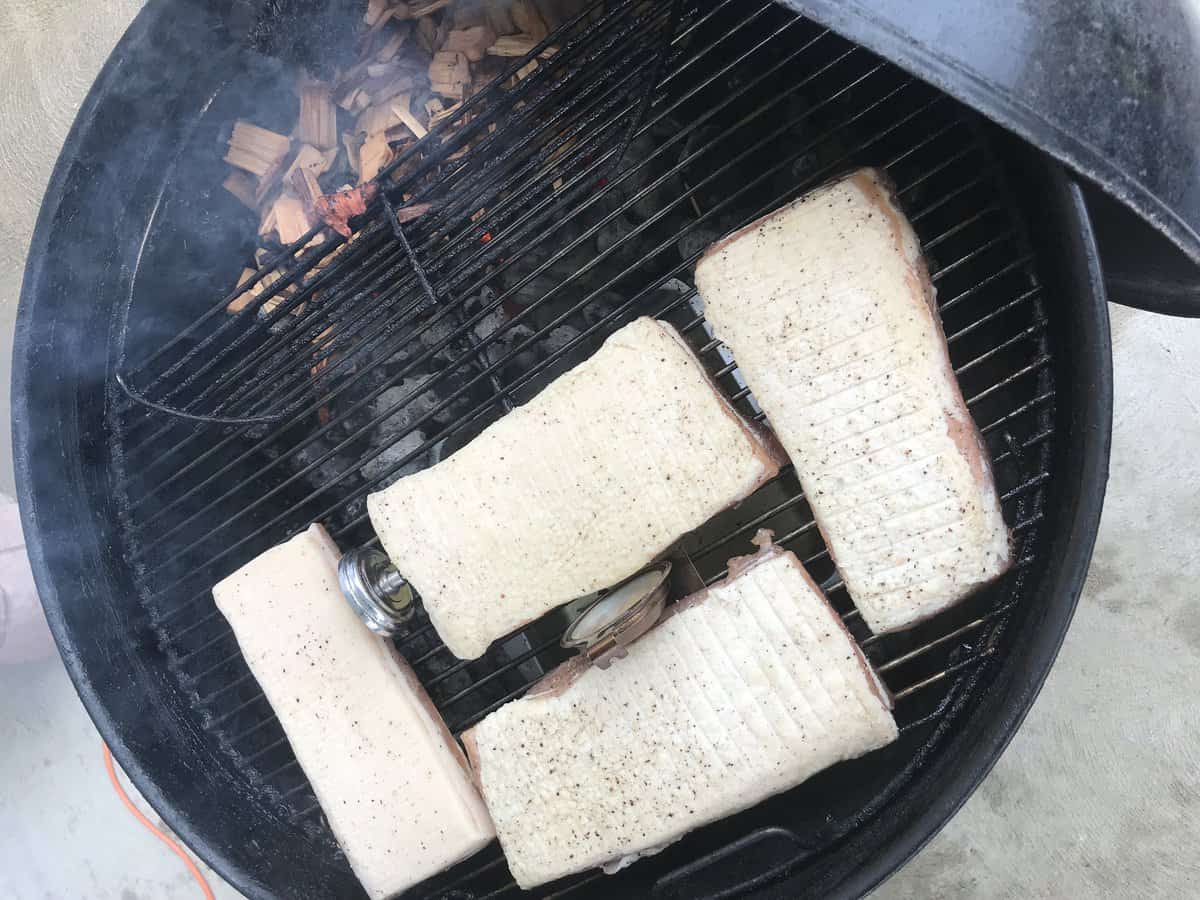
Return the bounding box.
[109,1,1054,896]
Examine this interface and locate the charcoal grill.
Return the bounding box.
[16,0,1200,897]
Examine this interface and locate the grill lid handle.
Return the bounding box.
[780,0,1200,317]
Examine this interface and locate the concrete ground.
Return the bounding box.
[0,2,1197,898]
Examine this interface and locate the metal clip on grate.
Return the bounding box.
[107,1,1057,896]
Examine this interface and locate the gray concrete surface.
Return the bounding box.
[0,3,1197,899]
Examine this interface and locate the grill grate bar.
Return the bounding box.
[980,390,1055,435]
[922,204,1004,252]
[891,650,996,701]
[955,321,1047,376]
[428,633,561,692]
[909,171,996,223]
[438,635,564,707]
[224,713,280,745]
[939,254,1036,315]
[689,489,806,560]
[930,231,1019,283]
[874,605,1015,671]
[243,735,290,766]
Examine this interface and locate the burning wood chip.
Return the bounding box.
[313,183,379,237]
[225,121,291,177]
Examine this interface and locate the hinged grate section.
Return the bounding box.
[109,1,1054,896]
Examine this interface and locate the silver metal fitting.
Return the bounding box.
[337,548,415,635]
[561,561,671,669]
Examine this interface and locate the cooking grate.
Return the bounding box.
[109,0,1053,896]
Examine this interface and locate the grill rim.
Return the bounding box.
[12,4,1111,900]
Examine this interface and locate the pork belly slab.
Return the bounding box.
[368,316,781,659]
[214,525,495,899]
[695,168,1011,633]
[464,539,897,888]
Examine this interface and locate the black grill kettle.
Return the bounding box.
[12,0,1200,898]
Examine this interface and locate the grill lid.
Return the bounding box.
[780,0,1200,317]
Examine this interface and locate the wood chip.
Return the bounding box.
[357,102,403,136]
[364,0,388,26]
[358,132,394,182]
[254,162,284,207]
[222,172,258,210]
[228,268,260,314]
[487,33,539,57]
[510,0,549,40]
[409,0,453,16]
[375,23,411,62]
[452,0,488,28]
[225,121,291,177]
[273,193,314,245]
[443,25,497,62]
[258,204,279,238]
[284,144,331,183]
[296,84,337,150]
[338,84,366,111]
[415,15,442,54]
[515,59,539,81]
[366,61,397,78]
[368,74,414,106]
[485,2,516,36]
[343,130,364,174]
[291,166,324,210]
[429,51,471,99]
[428,100,462,127]
[391,93,428,139]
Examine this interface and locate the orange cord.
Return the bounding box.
[102,743,217,900]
